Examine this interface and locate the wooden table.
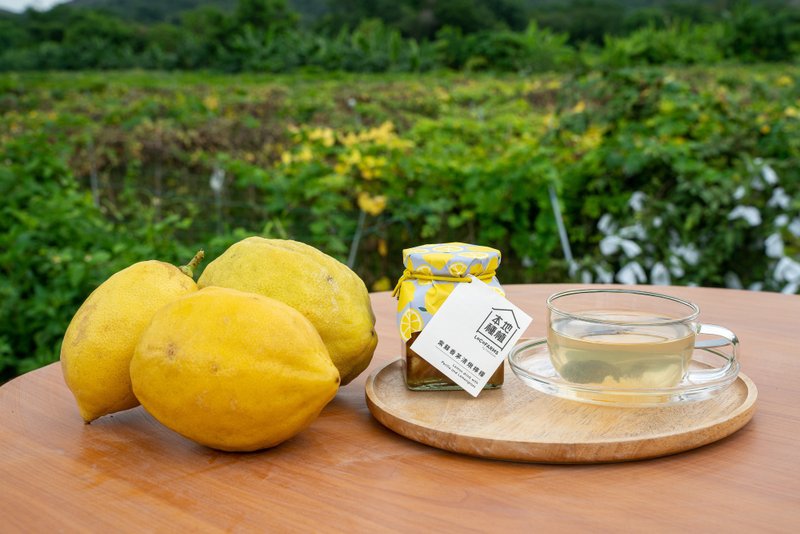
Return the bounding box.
[1,284,798,532]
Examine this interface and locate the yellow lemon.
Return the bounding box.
[198,238,376,386]
[130,287,339,452]
[422,253,450,270]
[448,262,468,277]
[399,308,423,342]
[460,251,490,259]
[60,252,203,423]
[415,265,433,285]
[432,244,464,253]
[424,283,456,315]
[397,281,416,310]
[469,262,485,275]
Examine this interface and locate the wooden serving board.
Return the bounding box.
[365,359,757,463]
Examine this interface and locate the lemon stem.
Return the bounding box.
[179,250,205,279]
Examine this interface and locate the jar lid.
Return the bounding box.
[402,242,501,278]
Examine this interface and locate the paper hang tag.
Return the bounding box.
[409,275,532,397]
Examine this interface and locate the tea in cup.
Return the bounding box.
[546,289,738,389]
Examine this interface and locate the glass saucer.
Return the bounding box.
[508,339,740,407]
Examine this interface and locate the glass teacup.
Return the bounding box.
[546,289,738,389]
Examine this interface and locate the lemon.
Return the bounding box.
[422,253,450,270]
[60,252,203,423]
[399,308,423,341]
[448,262,468,277]
[397,280,416,310]
[460,251,490,259]
[424,283,456,315]
[130,287,339,452]
[198,237,376,385]
[432,244,464,253]
[415,265,433,285]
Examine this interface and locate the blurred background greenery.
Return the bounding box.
[1,0,799,380]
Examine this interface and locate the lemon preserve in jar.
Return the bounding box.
[393,243,505,391]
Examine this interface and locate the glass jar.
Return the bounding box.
[393,242,505,391]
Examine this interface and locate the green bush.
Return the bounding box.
[1,67,798,380]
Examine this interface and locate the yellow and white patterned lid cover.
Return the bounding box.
[395,242,504,342]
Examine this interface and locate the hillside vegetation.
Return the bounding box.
[2,67,799,378]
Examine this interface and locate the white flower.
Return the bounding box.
[790,218,800,237]
[619,223,647,240]
[762,164,779,185]
[669,255,685,277]
[628,191,646,212]
[782,282,799,294]
[600,236,641,257]
[724,272,743,289]
[728,206,762,226]
[616,262,647,285]
[670,244,700,266]
[347,97,357,108]
[599,235,620,256]
[209,166,226,193]
[522,255,534,268]
[775,257,800,283]
[775,214,789,227]
[733,185,746,200]
[748,282,763,291]
[765,233,784,258]
[768,188,791,209]
[597,214,616,235]
[653,216,663,228]
[650,262,671,285]
[594,265,614,283]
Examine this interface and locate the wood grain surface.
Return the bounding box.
[366,360,757,463]
[1,284,798,532]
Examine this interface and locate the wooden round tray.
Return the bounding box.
[365,360,757,463]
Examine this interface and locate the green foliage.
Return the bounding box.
[1,67,798,379]
[599,22,726,67]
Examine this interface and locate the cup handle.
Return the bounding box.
[687,324,740,383]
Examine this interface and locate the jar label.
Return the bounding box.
[409,276,532,397]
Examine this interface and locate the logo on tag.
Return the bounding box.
[477,308,520,351]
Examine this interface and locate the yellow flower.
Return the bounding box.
[378,238,388,257]
[777,75,793,87]
[343,149,362,166]
[203,94,219,111]
[572,100,586,114]
[309,127,335,147]
[546,79,561,90]
[785,106,798,118]
[281,151,293,165]
[296,145,313,162]
[357,192,387,216]
[760,124,771,134]
[334,162,350,175]
[577,125,604,151]
[339,132,360,147]
[372,276,392,292]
